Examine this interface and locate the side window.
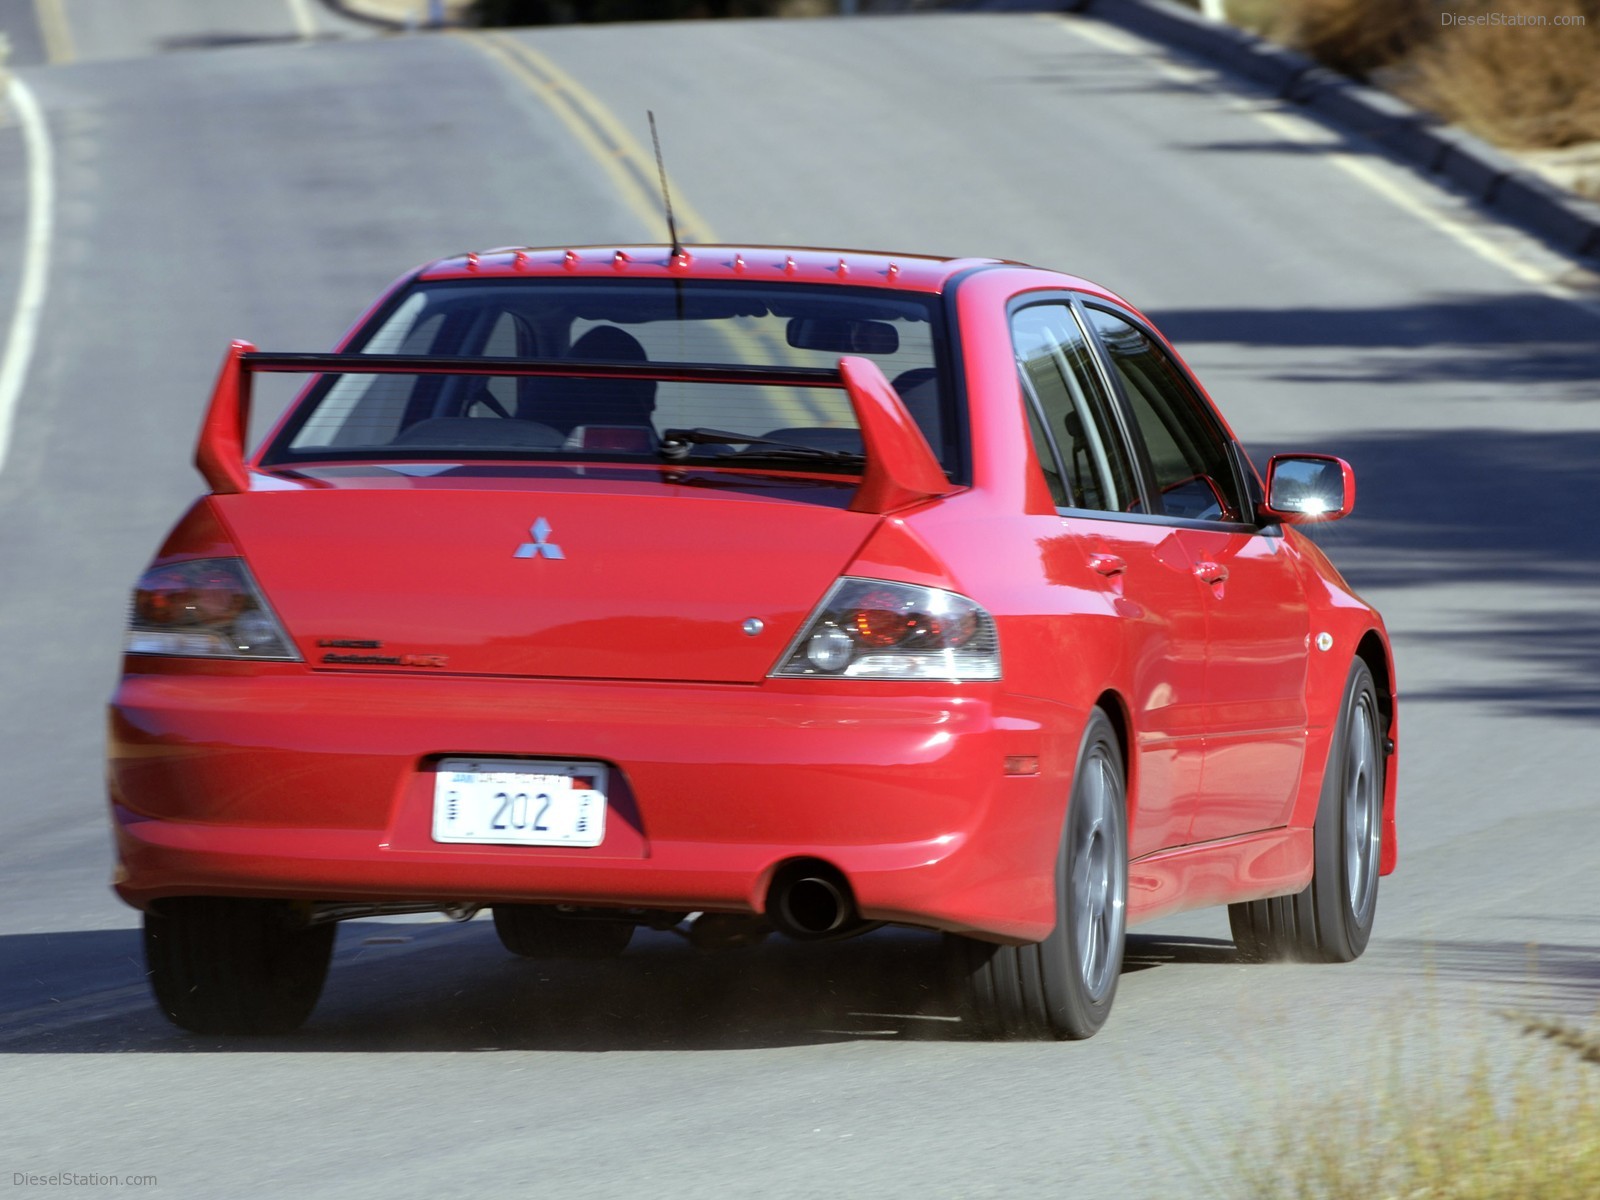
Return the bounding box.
[1084,307,1244,523]
[1011,304,1140,513]
[1022,395,1068,507]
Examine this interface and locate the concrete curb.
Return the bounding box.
[319,0,473,31]
[320,0,411,29]
[1061,0,1600,262]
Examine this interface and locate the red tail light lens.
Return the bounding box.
[126,558,300,661]
[918,608,979,649]
[134,562,247,627]
[849,588,917,647]
[773,578,1000,681]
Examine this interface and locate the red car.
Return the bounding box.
[108,245,1397,1039]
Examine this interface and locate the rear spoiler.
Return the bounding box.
[197,341,956,514]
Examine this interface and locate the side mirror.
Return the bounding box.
[1261,454,1355,524]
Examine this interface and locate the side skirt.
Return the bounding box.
[1127,827,1313,928]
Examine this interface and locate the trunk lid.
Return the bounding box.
[216,470,876,684]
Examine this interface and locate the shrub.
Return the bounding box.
[1251,0,1600,151]
[1231,1013,1600,1200]
[1400,1,1600,149]
[1268,0,1435,75]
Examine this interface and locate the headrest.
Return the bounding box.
[572,326,648,363]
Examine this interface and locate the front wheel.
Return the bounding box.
[1230,657,1384,963]
[946,708,1129,1039]
[144,898,335,1035]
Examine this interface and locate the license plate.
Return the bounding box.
[432,759,607,847]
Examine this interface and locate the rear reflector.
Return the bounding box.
[773,578,1000,681]
[126,557,300,661]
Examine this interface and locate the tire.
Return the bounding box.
[492,904,635,959]
[144,898,335,1035]
[946,708,1129,1040]
[1229,658,1384,963]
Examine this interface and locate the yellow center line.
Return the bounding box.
[464,31,713,242]
[34,0,75,65]
[458,30,826,425]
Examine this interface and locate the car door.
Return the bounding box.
[1081,304,1311,843]
[1010,300,1208,859]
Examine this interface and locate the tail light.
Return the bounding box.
[126,558,300,661]
[772,578,1000,681]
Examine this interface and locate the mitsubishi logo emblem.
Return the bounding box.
[514,517,564,560]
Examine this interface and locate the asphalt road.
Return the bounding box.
[2,6,1599,1199]
[1,0,372,65]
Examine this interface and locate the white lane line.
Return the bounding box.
[1247,106,1563,292]
[285,0,319,40]
[1055,14,1598,307]
[0,75,53,478]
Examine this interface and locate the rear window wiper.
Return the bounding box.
[659,428,864,465]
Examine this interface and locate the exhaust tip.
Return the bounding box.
[767,860,859,940]
[781,876,848,936]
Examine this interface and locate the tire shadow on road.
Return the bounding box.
[1367,935,1600,1020]
[1121,934,1239,974]
[0,924,1266,1053]
[0,922,954,1053]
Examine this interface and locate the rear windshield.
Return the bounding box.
[260,278,956,476]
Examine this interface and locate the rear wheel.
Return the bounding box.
[144,898,335,1035]
[492,904,635,959]
[1230,658,1384,963]
[946,709,1128,1039]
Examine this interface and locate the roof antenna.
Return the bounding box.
[648,111,684,258]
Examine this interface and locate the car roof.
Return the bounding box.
[415,244,1107,296]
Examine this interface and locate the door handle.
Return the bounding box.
[1088,553,1127,578]
[1195,561,1229,585]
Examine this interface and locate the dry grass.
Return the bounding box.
[1230,1014,1600,1200]
[1504,1009,1600,1065]
[1264,0,1435,75]
[1243,0,1600,151]
[1223,0,1288,36]
[1401,3,1600,149]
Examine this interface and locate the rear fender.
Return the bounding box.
[150,496,242,563]
[843,513,958,592]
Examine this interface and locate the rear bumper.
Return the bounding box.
[108,666,1082,941]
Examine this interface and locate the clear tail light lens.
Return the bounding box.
[773,578,1000,681]
[126,558,301,661]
